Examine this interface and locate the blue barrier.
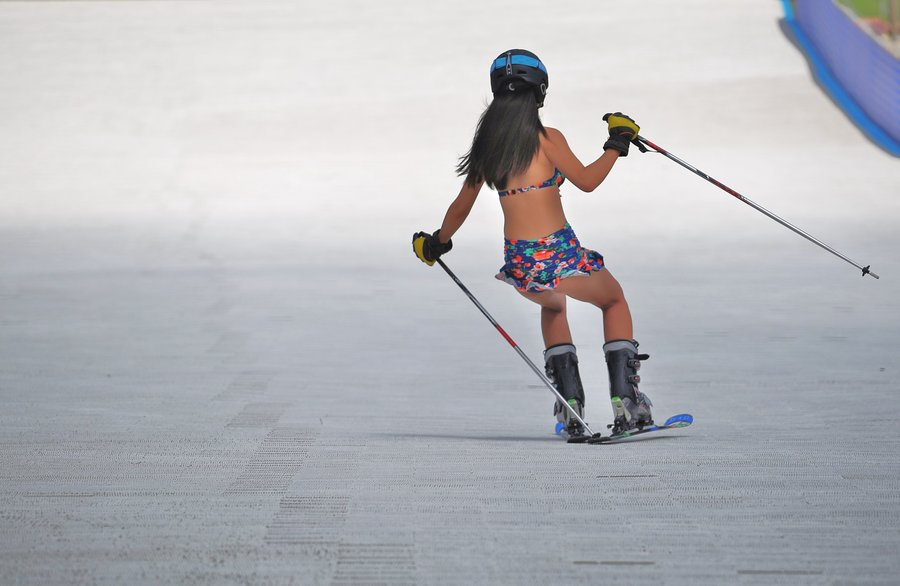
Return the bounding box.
[783,0,900,156]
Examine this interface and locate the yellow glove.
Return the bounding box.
[602,112,640,156]
[412,229,452,266]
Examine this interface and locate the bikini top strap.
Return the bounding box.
[498,168,565,197]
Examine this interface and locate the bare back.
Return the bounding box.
[499,146,568,240]
[438,126,620,246]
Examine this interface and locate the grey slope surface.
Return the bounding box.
[1,1,899,585]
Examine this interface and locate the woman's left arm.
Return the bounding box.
[437,179,483,243]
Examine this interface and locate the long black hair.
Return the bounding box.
[456,89,546,190]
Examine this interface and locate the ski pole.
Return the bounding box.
[435,258,596,437]
[632,135,879,279]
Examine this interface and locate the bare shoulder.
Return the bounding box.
[540,127,571,158]
[542,126,567,144]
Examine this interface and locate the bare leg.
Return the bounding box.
[516,290,572,347]
[553,269,633,342]
[518,289,585,433]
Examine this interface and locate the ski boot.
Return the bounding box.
[604,339,653,435]
[544,343,587,438]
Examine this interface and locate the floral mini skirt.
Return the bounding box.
[495,223,605,293]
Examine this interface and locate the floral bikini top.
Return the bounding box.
[497,168,565,197]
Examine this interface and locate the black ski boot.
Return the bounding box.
[544,343,587,437]
[604,339,653,434]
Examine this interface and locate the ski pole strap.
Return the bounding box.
[632,136,649,154]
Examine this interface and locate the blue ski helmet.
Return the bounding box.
[489,49,549,107]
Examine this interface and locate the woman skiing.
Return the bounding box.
[412,49,652,438]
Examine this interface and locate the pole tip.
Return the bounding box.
[862,265,880,279]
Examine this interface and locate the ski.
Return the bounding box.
[555,421,591,443]
[586,413,693,444]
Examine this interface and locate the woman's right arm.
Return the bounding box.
[541,127,620,193]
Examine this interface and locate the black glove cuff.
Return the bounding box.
[603,136,630,157]
[432,229,453,254]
